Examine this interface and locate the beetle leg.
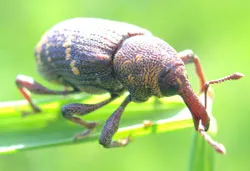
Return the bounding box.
[197,120,226,154]
[99,95,131,148]
[16,74,78,115]
[62,94,118,141]
[178,50,206,92]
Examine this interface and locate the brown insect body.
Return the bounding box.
[16,18,243,153]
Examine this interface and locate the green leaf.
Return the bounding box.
[0,93,191,154]
[0,92,215,171]
[188,132,215,171]
[188,93,216,171]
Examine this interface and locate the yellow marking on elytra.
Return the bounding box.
[36,44,42,54]
[35,32,48,54]
[70,60,76,67]
[72,67,80,75]
[48,57,52,62]
[63,35,74,47]
[65,48,71,60]
[45,43,50,56]
[63,39,71,48]
[63,41,71,48]
[35,38,45,65]
[36,53,41,65]
[70,60,80,75]
[70,60,75,66]
[63,36,73,60]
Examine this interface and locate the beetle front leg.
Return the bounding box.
[16,74,78,115]
[99,95,131,148]
[178,50,206,92]
[62,94,118,141]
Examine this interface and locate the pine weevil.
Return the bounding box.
[16,18,243,153]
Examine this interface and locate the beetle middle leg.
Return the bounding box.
[178,50,206,92]
[99,95,131,148]
[62,94,119,141]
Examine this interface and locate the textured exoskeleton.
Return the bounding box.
[16,18,243,152]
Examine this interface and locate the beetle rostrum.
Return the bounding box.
[15,18,244,153]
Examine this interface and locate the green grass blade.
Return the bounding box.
[188,132,215,171]
[0,93,212,155]
[188,93,216,171]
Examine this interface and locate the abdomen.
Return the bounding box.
[34,18,152,94]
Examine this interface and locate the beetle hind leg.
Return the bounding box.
[61,94,118,141]
[16,74,78,115]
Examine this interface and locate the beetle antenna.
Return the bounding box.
[204,72,244,109]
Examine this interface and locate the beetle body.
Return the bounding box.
[16,18,243,153]
[36,18,152,95]
[35,18,186,101]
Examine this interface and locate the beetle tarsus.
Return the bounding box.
[22,106,41,117]
[73,129,93,142]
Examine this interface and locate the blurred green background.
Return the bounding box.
[0,0,249,170]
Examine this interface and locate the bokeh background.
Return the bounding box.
[0,0,249,170]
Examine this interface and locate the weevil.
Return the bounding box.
[16,18,243,153]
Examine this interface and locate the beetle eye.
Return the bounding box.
[158,69,180,97]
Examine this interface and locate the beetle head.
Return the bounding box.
[158,63,210,131]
